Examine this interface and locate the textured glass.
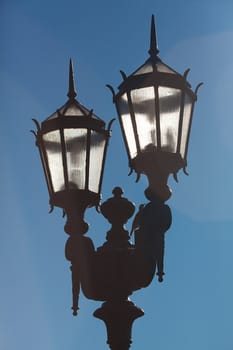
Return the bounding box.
[89,131,106,193]
[156,62,176,74]
[180,93,193,158]
[43,131,64,192]
[118,93,137,159]
[64,103,84,116]
[131,87,157,152]
[133,61,153,75]
[159,87,181,152]
[64,128,87,190]
[40,151,53,195]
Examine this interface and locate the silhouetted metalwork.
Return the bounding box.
[64,186,171,348]
[33,15,201,350]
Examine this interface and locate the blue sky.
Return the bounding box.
[1,1,233,349]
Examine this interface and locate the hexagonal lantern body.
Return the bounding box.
[111,16,201,200]
[33,60,111,233]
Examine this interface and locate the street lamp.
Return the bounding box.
[32,15,201,350]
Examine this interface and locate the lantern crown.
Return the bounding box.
[67,58,77,100]
[42,59,105,131]
[148,14,159,58]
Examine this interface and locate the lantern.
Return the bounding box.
[109,16,202,200]
[33,60,112,234]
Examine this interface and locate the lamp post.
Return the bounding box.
[32,15,201,350]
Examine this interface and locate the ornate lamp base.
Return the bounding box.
[64,187,172,348]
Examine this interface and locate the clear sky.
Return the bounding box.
[1,1,233,349]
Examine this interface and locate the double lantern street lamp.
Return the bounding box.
[32,16,202,350]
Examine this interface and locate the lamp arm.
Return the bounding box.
[132,197,172,285]
[65,234,99,315]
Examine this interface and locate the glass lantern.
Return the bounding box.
[33,60,112,222]
[109,16,202,200]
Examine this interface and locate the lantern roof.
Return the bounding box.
[132,15,179,77]
[45,99,104,124]
[116,15,194,95]
[131,56,179,76]
[42,59,105,129]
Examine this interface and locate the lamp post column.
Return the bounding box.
[94,300,143,350]
[93,187,144,349]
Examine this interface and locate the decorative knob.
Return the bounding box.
[101,187,135,226]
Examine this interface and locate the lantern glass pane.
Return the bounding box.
[118,93,137,159]
[131,87,157,151]
[64,128,87,190]
[133,61,153,75]
[43,131,64,192]
[40,150,53,195]
[159,87,181,152]
[180,93,193,158]
[156,61,176,74]
[64,103,84,116]
[89,131,106,193]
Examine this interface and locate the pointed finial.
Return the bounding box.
[67,58,77,100]
[148,15,159,57]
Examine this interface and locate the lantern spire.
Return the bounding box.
[67,58,77,100]
[148,15,159,57]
